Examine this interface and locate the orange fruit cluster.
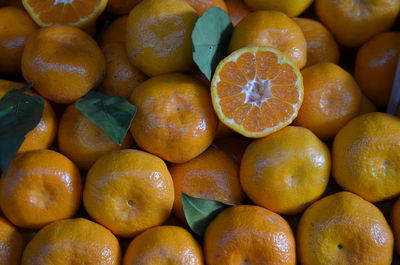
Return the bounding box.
[0,0,400,264]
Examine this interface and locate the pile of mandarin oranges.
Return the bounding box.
[1,0,400,264]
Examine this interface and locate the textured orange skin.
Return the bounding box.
[315,0,400,47]
[58,104,134,171]
[392,198,400,255]
[240,126,330,215]
[333,112,400,202]
[215,136,249,164]
[0,7,38,75]
[244,0,313,16]
[293,17,339,67]
[294,62,362,140]
[229,11,307,69]
[355,32,400,109]
[21,218,121,265]
[359,95,377,114]
[0,150,82,229]
[0,80,58,153]
[126,0,197,76]
[0,217,24,265]
[204,205,296,265]
[107,0,142,14]
[22,26,105,104]
[297,192,394,265]
[101,15,127,46]
[101,42,147,99]
[225,0,251,26]
[170,147,244,222]
[83,149,174,237]
[185,0,227,16]
[130,74,218,163]
[123,226,204,265]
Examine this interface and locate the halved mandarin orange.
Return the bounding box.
[211,46,303,138]
[22,0,107,28]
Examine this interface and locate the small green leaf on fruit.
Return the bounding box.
[182,192,234,237]
[192,7,233,80]
[75,91,136,145]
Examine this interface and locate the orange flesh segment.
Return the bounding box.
[215,49,301,134]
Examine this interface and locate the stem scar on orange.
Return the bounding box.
[211,46,303,138]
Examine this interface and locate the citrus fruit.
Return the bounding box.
[355,32,400,109]
[315,0,400,47]
[0,80,58,153]
[107,0,141,14]
[185,0,228,16]
[244,0,313,17]
[297,191,394,265]
[0,7,38,76]
[126,0,197,76]
[211,46,303,138]
[83,149,174,237]
[170,147,244,222]
[229,11,307,69]
[292,17,340,67]
[22,0,108,28]
[294,62,362,140]
[225,0,251,26]
[22,26,105,104]
[21,218,121,265]
[214,136,249,164]
[101,42,147,99]
[204,205,296,264]
[123,226,204,265]
[4,0,24,8]
[101,15,127,46]
[58,104,134,171]
[0,149,82,229]
[241,126,330,215]
[392,198,400,255]
[333,112,400,202]
[130,73,218,163]
[359,95,377,115]
[0,216,24,265]
[215,120,233,139]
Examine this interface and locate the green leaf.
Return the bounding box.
[0,84,45,173]
[192,7,233,80]
[75,91,136,145]
[182,192,234,237]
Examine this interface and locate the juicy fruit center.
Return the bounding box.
[245,78,272,106]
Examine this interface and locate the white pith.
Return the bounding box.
[54,0,73,4]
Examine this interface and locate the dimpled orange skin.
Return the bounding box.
[83,149,175,238]
[21,26,106,104]
[244,0,313,17]
[225,0,251,26]
[0,149,82,229]
[58,104,134,171]
[170,147,244,222]
[294,62,362,140]
[355,32,400,109]
[101,15,127,46]
[130,74,218,163]
[315,0,400,48]
[107,0,142,14]
[333,112,400,202]
[0,80,58,153]
[185,0,227,16]
[123,226,204,265]
[126,0,198,76]
[240,126,331,215]
[0,217,24,265]
[204,205,296,265]
[297,192,394,265]
[292,17,339,67]
[101,42,147,99]
[21,218,121,265]
[228,11,307,69]
[0,7,38,75]
[392,198,400,255]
